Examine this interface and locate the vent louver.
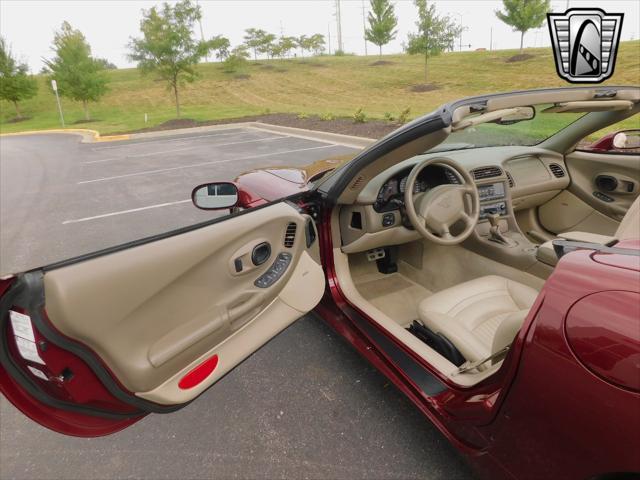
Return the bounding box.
[284,222,297,248]
[549,163,566,178]
[471,166,503,180]
[350,175,365,190]
[506,171,515,188]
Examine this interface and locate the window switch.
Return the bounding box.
[234,258,243,273]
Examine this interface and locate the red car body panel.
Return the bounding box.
[1,167,639,477]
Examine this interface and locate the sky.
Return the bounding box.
[1,0,638,72]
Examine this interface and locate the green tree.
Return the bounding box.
[296,35,308,58]
[243,28,267,60]
[257,33,277,59]
[495,0,550,53]
[222,46,249,74]
[0,37,38,119]
[44,22,108,121]
[277,36,297,58]
[96,58,118,70]
[209,35,231,60]
[308,34,326,56]
[405,0,462,83]
[128,0,212,117]
[365,0,398,57]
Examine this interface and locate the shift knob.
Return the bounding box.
[487,213,500,228]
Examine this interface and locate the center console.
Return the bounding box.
[465,170,552,280]
[478,182,508,218]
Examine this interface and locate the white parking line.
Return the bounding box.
[89,130,247,151]
[62,199,192,224]
[77,144,339,185]
[83,135,290,164]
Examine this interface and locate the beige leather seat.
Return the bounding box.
[418,276,538,363]
[537,196,640,266]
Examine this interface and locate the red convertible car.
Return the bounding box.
[1,87,639,480]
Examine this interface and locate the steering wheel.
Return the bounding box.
[404,157,479,246]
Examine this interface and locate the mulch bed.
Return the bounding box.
[506,53,535,63]
[409,83,440,92]
[114,113,401,139]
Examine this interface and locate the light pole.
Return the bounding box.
[51,80,65,128]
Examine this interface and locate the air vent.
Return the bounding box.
[471,166,503,180]
[284,222,297,248]
[506,171,515,188]
[549,163,566,178]
[349,175,365,190]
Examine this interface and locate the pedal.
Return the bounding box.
[366,248,385,262]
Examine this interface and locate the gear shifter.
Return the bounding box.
[487,214,516,247]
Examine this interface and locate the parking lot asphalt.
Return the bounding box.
[0,127,475,479]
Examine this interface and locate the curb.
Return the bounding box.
[0,122,375,149]
[0,128,129,143]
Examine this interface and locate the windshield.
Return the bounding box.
[433,104,585,151]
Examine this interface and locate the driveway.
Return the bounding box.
[0,127,475,479]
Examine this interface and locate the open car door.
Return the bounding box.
[0,200,324,436]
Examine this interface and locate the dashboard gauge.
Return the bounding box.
[400,176,427,194]
[377,178,398,204]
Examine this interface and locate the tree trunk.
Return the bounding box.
[379,45,382,57]
[424,52,429,84]
[253,49,257,61]
[83,100,90,121]
[13,101,21,119]
[173,83,180,118]
[520,31,524,54]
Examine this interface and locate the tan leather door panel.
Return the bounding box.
[538,150,640,235]
[42,202,324,405]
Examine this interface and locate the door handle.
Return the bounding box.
[227,293,265,328]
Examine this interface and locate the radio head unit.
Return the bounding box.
[478,182,505,201]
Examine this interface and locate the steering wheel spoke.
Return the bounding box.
[404,157,480,246]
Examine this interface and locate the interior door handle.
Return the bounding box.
[228,293,265,326]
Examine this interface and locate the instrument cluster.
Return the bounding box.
[374,165,460,212]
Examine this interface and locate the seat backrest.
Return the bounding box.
[616,196,640,241]
[492,310,528,355]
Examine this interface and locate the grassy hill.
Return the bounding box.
[1,41,639,135]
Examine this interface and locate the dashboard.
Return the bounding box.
[374,165,461,212]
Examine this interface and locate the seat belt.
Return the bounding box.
[452,345,510,375]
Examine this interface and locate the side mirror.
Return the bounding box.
[493,106,535,125]
[191,182,239,210]
[612,130,640,150]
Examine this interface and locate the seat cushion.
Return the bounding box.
[418,276,538,362]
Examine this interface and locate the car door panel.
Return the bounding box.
[538,150,640,235]
[3,201,324,414]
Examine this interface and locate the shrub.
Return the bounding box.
[334,49,345,56]
[320,112,335,121]
[222,54,247,74]
[398,107,411,124]
[297,112,309,119]
[384,112,395,122]
[352,107,366,124]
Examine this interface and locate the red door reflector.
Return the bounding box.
[178,354,219,390]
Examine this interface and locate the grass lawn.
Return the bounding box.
[1,41,638,136]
